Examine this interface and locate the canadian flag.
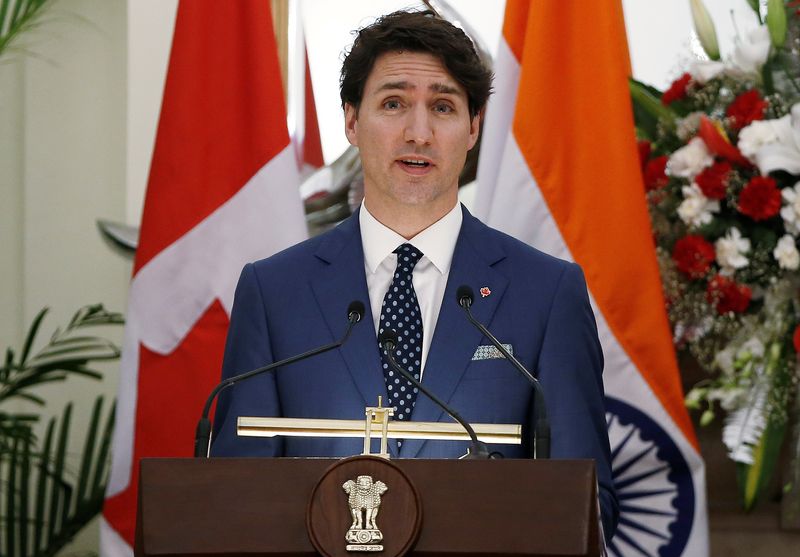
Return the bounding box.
[101,1,307,554]
[475,1,709,555]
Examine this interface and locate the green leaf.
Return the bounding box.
[67,304,125,329]
[76,397,103,504]
[629,78,675,140]
[0,0,53,58]
[766,0,787,48]
[9,391,46,405]
[32,340,120,362]
[0,1,12,35]
[33,418,54,553]
[738,418,787,510]
[5,434,19,557]
[10,0,25,26]
[91,400,115,501]
[47,403,71,543]
[1,347,13,382]
[18,434,31,557]
[19,307,48,366]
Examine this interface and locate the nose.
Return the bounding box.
[403,105,433,145]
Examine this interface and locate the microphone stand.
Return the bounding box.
[194,302,364,458]
[379,331,490,459]
[457,287,550,459]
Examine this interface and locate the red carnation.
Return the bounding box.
[726,90,768,130]
[643,156,669,191]
[662,73,692,105]
[695,161,731,200]
[637,140,652,171]
[793,324,800,354]
[738,176,781,220]
[706,275,752,314]
[673,235,716,279]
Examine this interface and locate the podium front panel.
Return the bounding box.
[136,458,598,557]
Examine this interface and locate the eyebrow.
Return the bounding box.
[376,81,462,96]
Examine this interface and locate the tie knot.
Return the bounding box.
[393,243,424,271]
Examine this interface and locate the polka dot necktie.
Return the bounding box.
[379,243,424,425]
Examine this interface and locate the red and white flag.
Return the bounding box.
[475,2,708,555]
[101,1,306,554]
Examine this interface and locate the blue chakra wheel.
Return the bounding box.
[604,397,695,557]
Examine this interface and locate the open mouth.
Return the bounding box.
[398,159,432,169]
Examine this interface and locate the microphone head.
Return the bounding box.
[456,285,474,308]
[347,300,366,323]
[378,329,399,350]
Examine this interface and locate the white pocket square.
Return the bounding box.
[471,344,513,360]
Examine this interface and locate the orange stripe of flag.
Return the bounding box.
[509,0,697,448]
[502,0,530,63]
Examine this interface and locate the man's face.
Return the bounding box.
[344,51,480,218]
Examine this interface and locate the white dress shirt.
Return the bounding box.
[359,201,463,378]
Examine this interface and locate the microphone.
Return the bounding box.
[378,329,490,459]
[456,285,550,459]
[194,300,366,458]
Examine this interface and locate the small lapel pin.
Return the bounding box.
[480,286,491,298]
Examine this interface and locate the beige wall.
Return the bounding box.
[0,0,128,553]
[0,57,25,348]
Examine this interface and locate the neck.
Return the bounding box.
[363,198,458,240]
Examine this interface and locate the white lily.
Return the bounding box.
[752,104,800,175]
[690,0,720,60]
[738,117,783,160]
[731,26,771,74]
[689,60,725,84]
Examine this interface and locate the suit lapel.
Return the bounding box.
[309,213,393,455]
[400,208,508,458]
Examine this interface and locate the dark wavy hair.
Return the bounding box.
[340,10,493,118]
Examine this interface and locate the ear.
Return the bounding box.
[467,111,481,151]
[344,103,359,147]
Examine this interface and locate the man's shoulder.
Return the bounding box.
[249,212,359,274]
[462,209,577,275]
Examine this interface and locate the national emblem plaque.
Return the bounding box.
[307,456,422,557]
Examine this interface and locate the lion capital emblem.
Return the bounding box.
[342,475,388,551]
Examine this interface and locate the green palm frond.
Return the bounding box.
[1,305,122,556]
[1,398,115,557]
[0,304,123,412]
[0,0,52,58]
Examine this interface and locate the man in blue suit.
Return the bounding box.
[212,10,617,540]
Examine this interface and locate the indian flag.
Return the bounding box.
[475,1,709,555]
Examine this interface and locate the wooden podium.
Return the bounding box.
[135,457,601,557]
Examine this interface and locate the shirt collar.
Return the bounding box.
[360,201,463,275]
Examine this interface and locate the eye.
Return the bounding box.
[383,99,401,110]
[433,102,454,114]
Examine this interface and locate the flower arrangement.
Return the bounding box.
[631,0,800,510]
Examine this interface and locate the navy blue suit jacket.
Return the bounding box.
[212,206,618,538]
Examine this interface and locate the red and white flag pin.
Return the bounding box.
[480,286,491,298]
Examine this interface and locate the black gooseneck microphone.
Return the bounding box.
[194,300,366,458]
[378,329,491,459]
[456,285,551,459]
